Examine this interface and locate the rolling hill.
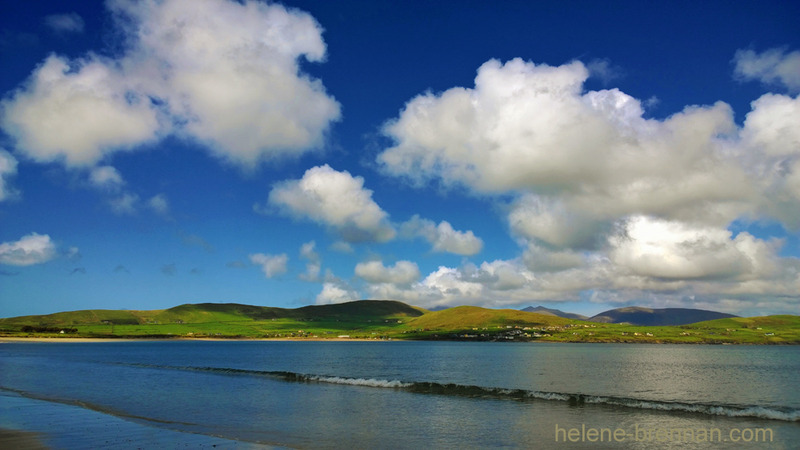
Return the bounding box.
[589,307,738,326]
[521,306,588,320]
[1,300,796,344]
[0,300,425,327]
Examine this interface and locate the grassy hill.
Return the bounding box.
[589,307,738,326]
[406,306,570,329]
[521,306,588,320]
[0,301,797,344]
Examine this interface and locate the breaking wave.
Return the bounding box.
[129,364,800,422]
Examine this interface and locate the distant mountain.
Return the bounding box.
[0,300,427,326]
[521,306,588,320]
[588,307,738,326]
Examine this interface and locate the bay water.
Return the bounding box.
[1,341,798,448]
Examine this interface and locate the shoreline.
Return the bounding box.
[2,336,793,345]
[0,336,385,343]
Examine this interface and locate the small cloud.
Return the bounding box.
[89,166,124,191]
[266,165,396,243]
[0,149,19,202]
[148,194,169,215]
[298,241,321,281]
[66,246,81,261]
[316,279,360,305]
[161,263,177,276]
[733,47,800,93]
[44,12,85,34]
[249,253,288,279]
[330,241,353,253]
[0,233,57,266]
[179,231,214,252]
[587,58,624,85]
[110,193,139,215]
[643,96,660,111]
[400,215,483,255]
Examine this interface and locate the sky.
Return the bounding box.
[1,0,799,318]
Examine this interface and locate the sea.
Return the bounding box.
[1,340,798,449]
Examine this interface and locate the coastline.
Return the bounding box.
[0,336,384,343]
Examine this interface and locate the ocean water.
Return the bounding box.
[1,341,798,448]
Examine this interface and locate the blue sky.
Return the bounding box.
[1,0,799,318]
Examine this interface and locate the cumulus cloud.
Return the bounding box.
[249,252,288,278]
[609,216,776,281]
[734,48,800,93]
[316,280,360,304]
[0,149,18,201]
[400,215,483,255]
[44,12,85,34]
[370,54,800,313]
[0,233,58,266]
[1,54,161,166]
[267,165,396,242]
[2,0,340,170]
[379,59,748,226]
[355,260,420,285]
[508,195,607,250]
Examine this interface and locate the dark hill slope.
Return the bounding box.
[0,300,426,327]
[521,306,588,320]
[589,307,737,326]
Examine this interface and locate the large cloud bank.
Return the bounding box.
[376,56,800,314]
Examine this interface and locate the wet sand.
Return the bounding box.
[0,429,48,450]
[0,390,276,449]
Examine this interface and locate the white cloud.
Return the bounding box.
[609,216,776,281]
[0,233,58,266]
[355,260,420,285]
[110,0,340,167]
[249,252,288,279]
[400,215,483,255]
[267,165,396,242]
[316,280,360,304]
[379,58,751,234]
[0,149,18,201]
[508,195,606,249]
[89,165,125,190]
[734,48,800,93]
[2,0,339,170]
[1,55,161,166]
[147,194,169,215]
[44,12,85,34]
[109,192,139,215]
[299,240,321,281]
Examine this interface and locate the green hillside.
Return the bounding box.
[405,306,570,329]
[0,301,797,344]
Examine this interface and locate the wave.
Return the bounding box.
[129,364,800,422]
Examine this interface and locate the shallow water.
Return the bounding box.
[1,341,798,448]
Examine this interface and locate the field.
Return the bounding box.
[1,301,798,344]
